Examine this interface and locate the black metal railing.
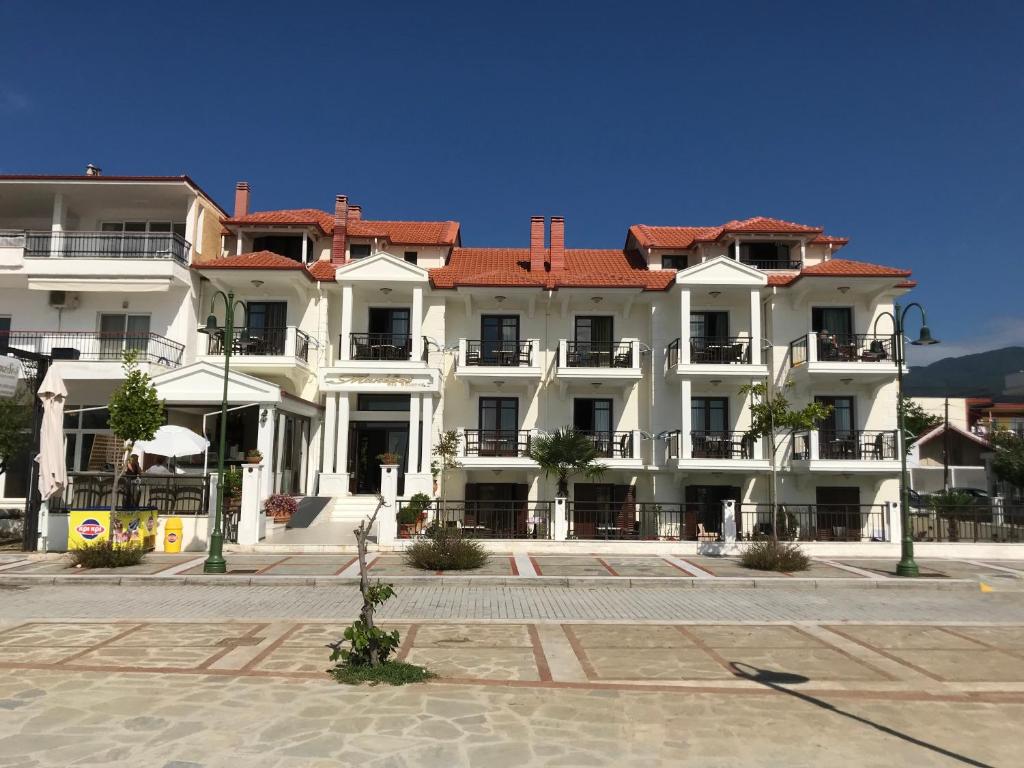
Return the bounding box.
[24,231,190,263]
[0,330,184,367]
[665,430,681,460]
[464,339,533,367]
[58,473,209,516]
[577,430,634,458]
[740,257,802,270]
[567,502,688,540]
[790,335,809,366]
[909,504,1024,543]
[349,333,412,360]
[208,327,287,356]
[464,429,532,457]
[817,430,898,460]
[690,336,751,364]
[666,338,680,368]
[295,329,313,362]
[691,431,756,459]
[562,341,634,368]
[738,503,889,542]
[403,499,553,539]
[815,333,896,364]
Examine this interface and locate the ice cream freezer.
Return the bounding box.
[68,508,159,550]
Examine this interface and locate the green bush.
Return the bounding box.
[330,661,435,686]
[222,467,242,499]
[739,537,810,572]
[68,541,146,569]
[403,525,489,571]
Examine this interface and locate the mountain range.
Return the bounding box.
[903,346,1024,398]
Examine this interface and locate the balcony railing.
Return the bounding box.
[561,341,634,368]
[463,429,532,457]
[567,501,689,540]
[0,330,184,367]
[739,257,802,270]
[691,430,756,459]
[577,430,634,458]
[206,326,315,362]
[738,503,889,542]
[57,473,209,516]
[690,337,751,365]
[349,333,412,361]
[790,333,896,367]
[909,504,1024,543]
[793,430,898,461]
[464,339,532,367]
[24,231,190,263]
[402,499,553,539]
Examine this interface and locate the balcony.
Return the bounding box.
[23,231,191,263]
[455,339,542,382]
[578,429,643,468]
[460,429,537,469]
[792,429,900,473]
[205,327,316,364]
[0,330,183,369]
[347,333,422,362]
[666,336,767,378]
[789,333,899,381]
[666,429,770,472]
[554,340,642,387]
[739,257,802,271]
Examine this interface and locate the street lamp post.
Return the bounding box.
[872,302,940,577]
[198,291,247,574]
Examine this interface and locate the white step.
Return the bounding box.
[329,495,384,522]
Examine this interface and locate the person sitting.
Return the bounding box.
[144,456,172,475]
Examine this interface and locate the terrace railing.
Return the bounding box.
[691,431,756,460]
[737,503,889,542]
[789,333,897,367]
[561,341,634,368]
[24,231,190,263]
[577,430,634,458]
[206,326,315,362]
[463,429,532,458]
[464,339,533,367]
[909,504,1024,543]
[689,336,751,365]
[57,473,209,516]
[403,499,553,539]
[817,430,898,461]
[0,330,184,367]
[567,501,689,540]
[348,333,412,361]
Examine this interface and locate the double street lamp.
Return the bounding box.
[871,302,939,577]
[198,290,248,574]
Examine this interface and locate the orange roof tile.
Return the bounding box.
[193,251,315,281]
[799,258,911,278]
[307,260,338,281]
[348,220,460,246]
[223,208,334,234]
[721,216,822,235]
[631,217,839,250]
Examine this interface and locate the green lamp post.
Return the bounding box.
[871,302,940,577]
[198,290,248,574]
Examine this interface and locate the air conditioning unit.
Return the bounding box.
[48,291,79,309]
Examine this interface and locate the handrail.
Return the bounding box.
[0,330,184,367]
[23,230,191,263]
[562,341,634,368]
[464,339,532,367]
[463,429,532,457]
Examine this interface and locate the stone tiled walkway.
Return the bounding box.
[0,618,1022,766]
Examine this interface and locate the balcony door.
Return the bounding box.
[246,302,287,355]
[815,396,855,459]
[692,397,728,433]
[99,313,150,360]
[690,311,728,342]
[574,398,613,456]
[574,315,613,366]
[481,315,519,365]
[479,397,518,456]
[811,307,853,337]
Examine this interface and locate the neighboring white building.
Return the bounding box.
[1,173,917,543]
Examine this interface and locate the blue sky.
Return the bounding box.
[1,0,1021,364]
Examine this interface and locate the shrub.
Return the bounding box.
[739,537,810,572]
[221,467,242,499]
[330,661,436,686]
[68,541,146,569]
[265,494,298,520]
[404,526,489,571]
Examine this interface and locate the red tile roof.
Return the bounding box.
[799,258,911,278]
[307,260,338,281]
[630,217,840,249]
[429,248,675,291]
[193,251,316,281]
[348,220,460,246]
[223,209,334,234]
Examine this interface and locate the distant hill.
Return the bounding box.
[904,346,1024,397]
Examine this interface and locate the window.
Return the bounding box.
[404,251,418,264]
[252,235,305,263]
[350,243,371,259]
[573,398,612,432]
[574,316,613,343]
[64,406,112,472]
[691,397,729,433]
[356,394,411,411]
[245,302,288,354]
[479,397,518,432]
[98,314,150,359]
[811,307,853,337]
[815,396,855,435]
[690,311,729,341]
[738,242,793,269]
[662,255,687,269]
[480,315,519,364]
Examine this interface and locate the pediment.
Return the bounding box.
[335,252,428,283]
[676,256,768,287]
[150,361,281,405]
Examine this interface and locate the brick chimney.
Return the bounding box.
[349,204,362,222]
[331,195,348,264]
[234,182,250,218]
[549,216,565,272]
[530,216,546,273]
[85,163,102,177]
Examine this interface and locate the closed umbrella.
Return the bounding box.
[134,425,209,458]
[35,366,67,502]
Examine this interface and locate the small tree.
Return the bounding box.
[528,427,607,497]
[899,395,942,448]
[107,352,164,514]
[431,429,461,505]
[990,428,1024,493]
[0,382,32,478]
[741,380,832,533]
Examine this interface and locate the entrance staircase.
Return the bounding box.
[246,494,384,554]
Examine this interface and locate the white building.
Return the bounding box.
[1,172,916,544]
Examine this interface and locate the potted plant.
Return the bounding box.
[405,493,433,533]
[397,504,418,538]
[265,493,298,523]
[376,452,401,466]
[245,449,263,465]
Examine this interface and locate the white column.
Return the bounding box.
[275,412,287,495]
[336,394,350,475]
[887,500,902,544]
[407,393,421,476]
[411,286,424,360]
[236,234,243,255]
[808,331,819,363]
[378,464,399,544]
[721,499,737,545]
[553,497,568,541]
[307,416,322,493]
[301,236,308,264]
[50,193,64,257]
[749,289,762,365]
[340,284,353,360]
[680,379,692,459]
[256,406,276,503]
[420,393,433,474]
[679,289,691,364]
[298,419,309,494]
[238,463,265,546]
[322,393,337,474]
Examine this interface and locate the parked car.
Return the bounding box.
[907,489,929,512]
[948,487,991,506]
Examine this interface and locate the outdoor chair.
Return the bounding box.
[517,344,531,366]
[466,347,481,365]
[613,348,632,367]
[861,432,885,460]
[697,523,718,542]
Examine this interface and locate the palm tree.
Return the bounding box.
[528,427,607,497]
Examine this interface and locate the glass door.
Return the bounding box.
[246,302,287,354]
[481,315,519,365]
[573,398,613,456]
[574,316,613,365]
[479,397,519,456]
[99,314,150,360]
[815,396,855,458]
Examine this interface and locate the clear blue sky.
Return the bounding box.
[2,0,1021,364]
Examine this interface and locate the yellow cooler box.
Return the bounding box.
[69,508,159,550]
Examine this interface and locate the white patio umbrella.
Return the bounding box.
[134,425,209,458]
[35,366,68,502]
